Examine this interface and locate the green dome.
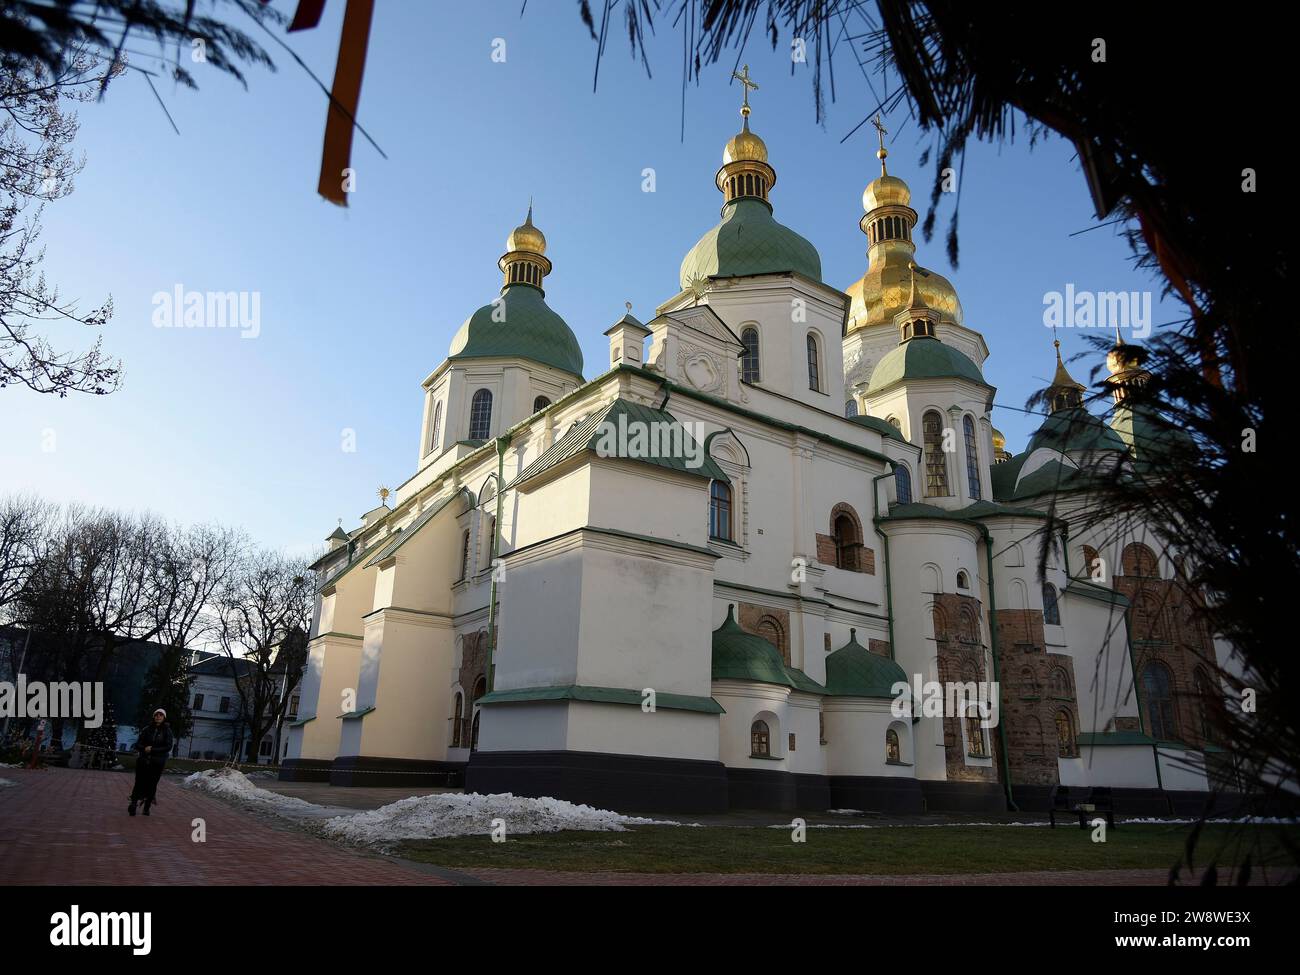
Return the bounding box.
[866,336,986,395]
[711,606,794,688]
[680,198,822,290]
[824,631,907,699]
[1029,407,1127,455]
[448,284,583,379]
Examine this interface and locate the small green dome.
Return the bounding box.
[680,198,822,290]
[711,605,793,688]
[866,336,986,395]
[1029,407,1127,455]
[448,284,583,379]
[824,631,907,699]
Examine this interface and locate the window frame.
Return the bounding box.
[468,388,493,441]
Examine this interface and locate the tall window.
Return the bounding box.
[1049,667,1072,697]
[484,517,496,569]
[740,327,761,383]
[1142,663,1178,740]
[1042,583,1060,625]
[894,465,913,505]
[806,333,820,391]
[451,692,463,747]
[709,480,733,541]
[844,399,858,418]
[469,388,493,440]
[833,512,860,571]
[963,415,982,499]
[1194,668,1216,744]
[886,728,901,763]
[532,395,551,413]
[966,716,988,757]
[458,529,471,580]
[430,400,443,452]
[1055,710,1077,757]
[750,719,771,757]
[922,411,950,496]
[471,676,487,751]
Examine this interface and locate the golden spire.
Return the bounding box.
[718,65,774,204]
[872,113,889,176]
[501,202,551,290]
[1047,334,1086,412]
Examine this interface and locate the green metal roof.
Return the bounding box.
[711,605,795,688]
[1077,731,1156,747]
[824,630,908,699]
[363,488,470,567]
[848,413,910,442]
[883,500,1047,522]
[512,397,728,487]
[866,336,988,395]
[1064,579,1130,607]
[478,684,725,714]
[448,283,584,379]
[1028,407,1127,455]
[679,198,822,289]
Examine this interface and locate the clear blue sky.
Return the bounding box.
[0,1,1173,555]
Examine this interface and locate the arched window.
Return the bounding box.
[806,333,820,391]
[886,414,901,429]
[966,716,988,757]
[1122,542,1160,578]
[709,480,733,541]
[750,719,771,757]
[922,411,950,497]
[484,516,496,569]
[740,327,761,383]
[1049,667,1072,697]
[832,507,862,571]
[1082,545,1101,579]
[844,399,858,418]
[1055,710,1077,757]
[1142,662,1178,740]
[430,400,443,452]
[963,415,982,500]
[532,395,551,413]
[458,529,471,580]
[450,692,463,747]
[894,465,913,505]
[470,710,481,751]
[1042,582,1060,625]
[470,675,486,751]
[756,617,785,662]
[886,728,901,764]
[956,570,970,590]
[469,388,493,441]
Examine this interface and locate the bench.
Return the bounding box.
[1049,785,1116,829]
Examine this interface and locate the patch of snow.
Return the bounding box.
[321,791,669,846]
[826,808,866,815]
[182,768,315,813]
[0,777,15,788]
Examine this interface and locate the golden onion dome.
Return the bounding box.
[506,205,546,255]
[845,262,964,329]
[991,428,1006,450]
[863,174,911,211]
[724,121,768,165]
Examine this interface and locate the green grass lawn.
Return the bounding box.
[396,823,1298,876]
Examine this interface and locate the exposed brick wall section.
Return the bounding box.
[991,607,1079,787]
[868,638,891,658]
[931,593,998,784]
[1115,554,1220,748]
[737,602,792,666]
[815,500,876,575]
[815,533,837,566]
[458,629,489,700]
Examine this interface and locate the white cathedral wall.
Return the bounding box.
[713,681,794,769]
[823,699,912,777]
[291,633,362,763]
[1075,744,1159,788]
[477,700,718,761]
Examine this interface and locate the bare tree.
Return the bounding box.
[0,492,51,623]
[214,547,311,763]
[1,52,121,395]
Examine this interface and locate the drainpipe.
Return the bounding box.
[870,469,897,661]
[483,432,512,692]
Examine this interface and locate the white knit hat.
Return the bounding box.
[154,709,167,719]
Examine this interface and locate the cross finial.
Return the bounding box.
[871,113,889,175]
[732,64,759,119]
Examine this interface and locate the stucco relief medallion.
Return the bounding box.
[679,348,723,393]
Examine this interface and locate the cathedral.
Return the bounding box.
[282,85,1233,814]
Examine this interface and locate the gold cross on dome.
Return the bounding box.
[733,64,759,115]
[871,113,887,153]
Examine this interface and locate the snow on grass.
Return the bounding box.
[321,791,668,846]
[183,768,316,813]
[0,777,15,788]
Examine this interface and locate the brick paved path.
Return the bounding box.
[0,767,1228,886]
[0,767,449,886]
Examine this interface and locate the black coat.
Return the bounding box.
[135,722,173,764]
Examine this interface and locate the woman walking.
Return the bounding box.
[128,708,173,816]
